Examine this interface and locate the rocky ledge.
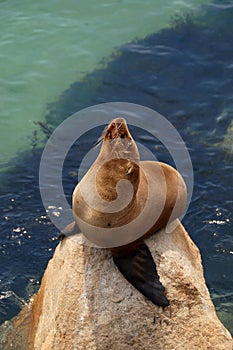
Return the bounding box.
[0,223,232,350]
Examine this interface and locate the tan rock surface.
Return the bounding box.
[0,223,232,350]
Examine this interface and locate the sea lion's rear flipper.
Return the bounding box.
[112,242,169,307]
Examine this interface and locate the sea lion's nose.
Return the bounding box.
[105,118,124,139]
[104,118,133,141]
[111,118,128,138]
[111,118,124,133]
[112,117,126,124]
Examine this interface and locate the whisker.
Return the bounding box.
[94,135,104,148]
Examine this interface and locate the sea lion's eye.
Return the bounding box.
[126,165,133,176]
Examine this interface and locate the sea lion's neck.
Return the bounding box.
[94,136,140,201]
[95,158,139,202]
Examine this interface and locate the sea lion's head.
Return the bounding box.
[98,118,139,163]
[95,118,140,201]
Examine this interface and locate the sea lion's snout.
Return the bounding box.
[100,118,139,163]
[104,118,132,141]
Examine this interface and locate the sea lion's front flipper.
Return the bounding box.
[112,242,169,307]
[58,221,80,240]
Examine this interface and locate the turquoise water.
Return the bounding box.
[0,0,206,168]
[1,0,233,338]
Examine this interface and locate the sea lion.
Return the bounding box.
[65,118,187,307]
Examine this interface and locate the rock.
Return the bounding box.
[0,223,232,350]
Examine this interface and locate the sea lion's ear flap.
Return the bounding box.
[112,243,169,307]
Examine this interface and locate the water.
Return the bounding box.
[0,0,205,168]
[0,0,233,337]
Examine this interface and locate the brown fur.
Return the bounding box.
[71,118,187,307]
